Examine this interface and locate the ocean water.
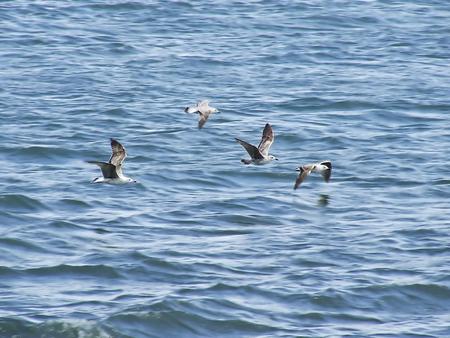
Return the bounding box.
[1,1,450,337]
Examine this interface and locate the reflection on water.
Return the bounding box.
[318,194,330,207]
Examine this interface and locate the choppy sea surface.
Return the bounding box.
[1,1,450,337]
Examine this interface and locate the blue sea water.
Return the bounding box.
[1,1,450,337]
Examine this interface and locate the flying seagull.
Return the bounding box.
[184,100,219,129]
[294,161,332,190]
[235,123,278,165]
[87,138,136,184]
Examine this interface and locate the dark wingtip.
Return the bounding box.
[184,107,189,113]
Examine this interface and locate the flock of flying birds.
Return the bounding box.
[87,100,332,190]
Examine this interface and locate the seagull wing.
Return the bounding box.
[109,138,126,167]
[87,161,119,179]
[184,105,199,114]
[198,111,211,129]
[294,165,314,190]
[235,138,264,160]
[257,123,274,156]
[197,100,210,109]
[320,161,332,182]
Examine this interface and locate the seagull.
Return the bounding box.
[294,161,332,190]
[184,100,219,129]
[87,138,136,184]
[235,123,278,165]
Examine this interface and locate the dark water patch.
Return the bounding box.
[0,194,49,212]
[100,107,129,117]
[193,282,291,305]
[0,237,49,255]
[372,109,447,125]
[23,264,122,280]
[124,256,208,283]
[183,227,254,237]
[92,227,112,235]
[395,227,445,238]
[351,283,450,313]
[55,198,91,210]
[9,145,80,162]
[324,312,383,324]
[433,179,450,186]
[0,266,21,278]
[279,97,377,112]
[131,250,203,262]
[47,220,91,232]
[85,2,153,12]
[292,257,340,268]
[215,213,282,227]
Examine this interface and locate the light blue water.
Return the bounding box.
[1,1,450,337]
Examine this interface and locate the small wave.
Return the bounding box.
[0,237,49,254]
[56,198,91,209]
[350,283,450,312]
[0,266,20,278]
[0,194,49,212]
[85,2,151,11]
[0,318,111,338]
[275,97,384,113]
[10,145,79,161]
[24,264,122,279]
[104,299,279,338]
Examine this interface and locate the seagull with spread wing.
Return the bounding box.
[87,138,136,184]
[235,123,278,165]
[184,100,220,129]
[294,161,332,190]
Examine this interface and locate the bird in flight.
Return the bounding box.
[235,123,278,165]
[294,161,332,189]
[87,138,136,184]
[184,100,220,129]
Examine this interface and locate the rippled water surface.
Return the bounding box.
[1,1,450,337]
